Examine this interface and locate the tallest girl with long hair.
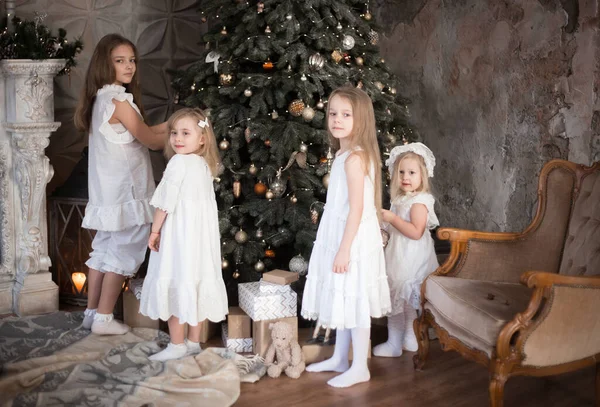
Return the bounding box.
[301,86,391,388]
[74,34,167,335]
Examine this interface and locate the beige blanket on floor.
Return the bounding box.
[0,324,241,407]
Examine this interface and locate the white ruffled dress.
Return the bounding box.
[301,150,391,330]
[82,84,155,232]
[384,192,440,314]
[139,154,228,325]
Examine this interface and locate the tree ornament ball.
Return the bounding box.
[342,35,355,50]
[244,88,253,97]
[364,12,373,21]
[257,1,264,12]
[368,30,380,45]
[289,254,308,275]
[220,26,228,35]
[302,106,315,121]
[290,195,298,203]
[255,228,263,238]
[219,73,235,85]
[219,139,230,150]
[285,14,292,20]
[322,173,330,188]
[270,177,286,198]
[264,25,271,34]
[265,249,276,258]
[299,143,308,153]
[271,110,279,120]
[265,190,275,200]
[249,163,258,175]
[201,16,207,22]
[288,99,305,116]
[336,22,343,31]
[233,179,241,198]
[235,230,248,244]
[390,87,397,95]
[263,60,274,70]
[221,259,229,269]
[264,139,271,147]
[355,56,364,66]
[374,81,384,91]
[308,53,325,70]
[233,271,240,279]
[331,50,343,64]
[254,260,265,272]
[316,100,325,110]
[254,182,267,195]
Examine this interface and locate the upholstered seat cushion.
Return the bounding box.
[425,276,533,352]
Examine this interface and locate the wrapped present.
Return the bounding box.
[299,328,371,364]
[228,306,251,338]
[259,279,291,294]
[238,282,297,321]
[262,269,299,285]
[123,289,160,330]
[222,323,252,353]
[252,316,298,357]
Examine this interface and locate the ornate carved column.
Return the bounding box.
[0,59,65,315]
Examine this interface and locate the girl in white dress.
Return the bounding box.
[373,142,440,357]
[301,86,391,388]
[140,108,228,361]
[74,34,168,335]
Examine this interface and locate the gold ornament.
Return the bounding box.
[368,30,379,45]
[245,127,252,143]
[233,270,240,279]
[201,16,207,22]
[310,208,319,224]
[390,87,397,95]
[265,190,274,199]
[219,73,235,86]
[288,99,305,116]
[255,228,263,238]
[249,163,258,175]
[220,26,228,35]
[331,49,343,64]
[257,1,264,13]
[285,14,292,20]
[233,179,241,198]
[355,56,364,66]
[263,59,274,70]
[380,57,385,63]
[270,174,286,198]
[290,195,298,203]
[254,261,265,272]
[364,12,372,21]
[221,258,229,269]
[316,100,325,110]
[322,173,330,188]
[299,143,308,153]
[271,110,279,119]
[235,230,248,243]
[264,139,271,147]
[374,81,384,91]
[302,106,315,121]
[264,25,271,34]
[265,248,276,258]
[254,182,267,195]
[356,81,364,89]
[244,88,253,97]
[219,139,230,150]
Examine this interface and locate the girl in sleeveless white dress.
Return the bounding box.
[301,87,391,388]
[373,143,440,358]
[140,108,228,362]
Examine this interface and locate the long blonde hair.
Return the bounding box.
[327,86,382,221]
[389,152,431,201]
[74,34,145,132]
[164,108,221,177]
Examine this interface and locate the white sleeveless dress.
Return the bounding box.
[384,192,439,314]
[301,150,391,330]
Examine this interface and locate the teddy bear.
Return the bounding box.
[264,321,305,379]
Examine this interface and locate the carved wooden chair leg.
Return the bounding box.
[413,312,430,370]
[596,362,599,407]
[489,368,508,407]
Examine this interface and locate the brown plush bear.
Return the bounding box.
[264,321,305,379]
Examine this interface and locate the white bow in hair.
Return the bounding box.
[385,142,436,178]
[198,119,210,129]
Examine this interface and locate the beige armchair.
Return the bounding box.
[413,159,600,407]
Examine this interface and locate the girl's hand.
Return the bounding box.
[148,232,160,252]
[381,209,395,223]
[333,248,350,274]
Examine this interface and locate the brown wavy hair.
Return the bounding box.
[74,34,145,132]
[327,86,383,222]
[164,108,221,177]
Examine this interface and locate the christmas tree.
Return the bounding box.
[171,0,413,302]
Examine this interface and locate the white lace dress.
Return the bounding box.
[301,150,391,330]
[139,154,228,325]
[384,192,439,314]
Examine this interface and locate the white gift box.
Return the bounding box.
[258,279,292,294]
[222,323,252,353]
[238,281,297,321]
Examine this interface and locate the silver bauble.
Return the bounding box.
[342,35,355,50]
[244,88,253,97]
[219,139,230,150]
[308,53,325,70]
[270,177,286,198]
[299,143,308,153]
[254,260,265,272]
[289,254,308,276]
[302,106,315,121]
[316,100,325,110]
[255,228,263,238]
[249,163,258,175]
[234,230,248,243]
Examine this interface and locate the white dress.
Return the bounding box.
[385,192,439,314]
[301,150,391,330]
[140,154,228,325]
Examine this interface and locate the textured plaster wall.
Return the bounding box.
[375,0,599,231]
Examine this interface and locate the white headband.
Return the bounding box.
[198,119,210,129]
[385,142,436,178]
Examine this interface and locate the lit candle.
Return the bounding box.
[72,272,86,293]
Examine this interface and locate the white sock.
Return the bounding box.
[185,339,202,356]
[327,327,371,388]
[373,313,404,357]
[403,303,419,351]
[306,328,350,373]
[91,313,130,335]
[82,308,96,330]
[149,342,188,361]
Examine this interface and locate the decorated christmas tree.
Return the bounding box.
[171,0,414,302]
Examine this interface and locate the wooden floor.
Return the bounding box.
[235,327,596,407]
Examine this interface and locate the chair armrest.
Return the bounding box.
[437,227,521,243]
[520,271,600,288]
